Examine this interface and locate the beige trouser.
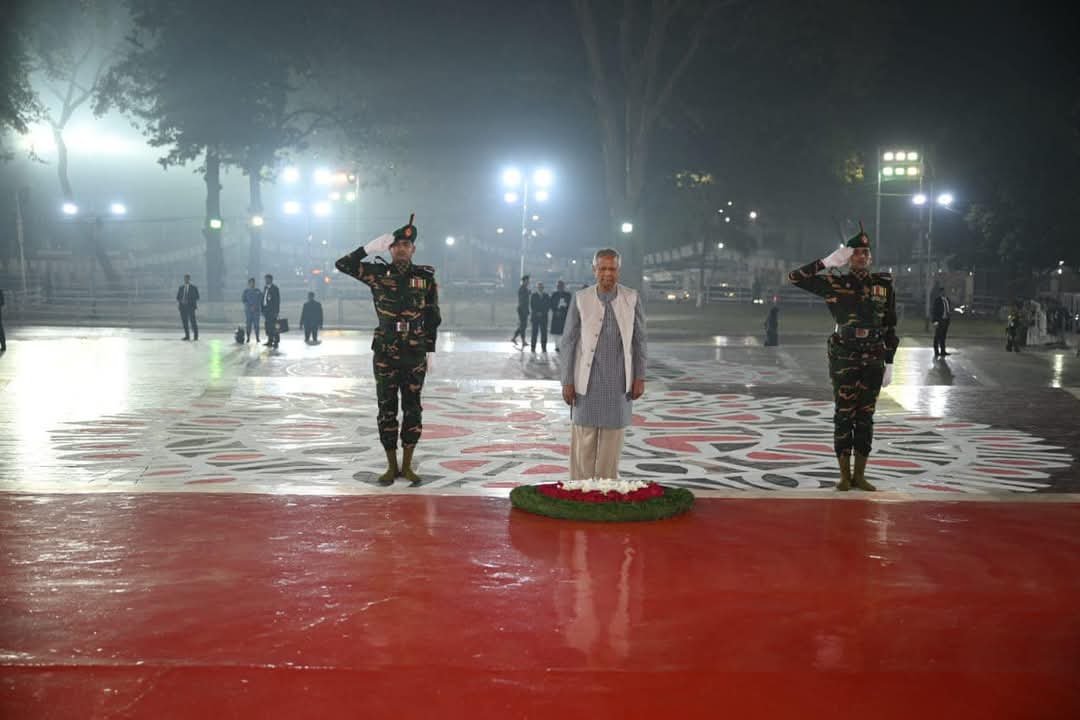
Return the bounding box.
[570,425,626,480]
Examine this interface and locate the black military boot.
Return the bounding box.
[377,449,398,486]
[836,451,852,491]
[852,452,876,491]
[400,446,421,485]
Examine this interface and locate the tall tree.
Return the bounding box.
[571,0,737,288]
[98,0,333,301]
[0,3,40,155]
[24,0,127,281]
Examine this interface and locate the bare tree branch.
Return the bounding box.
[646,0,736,129]
[619,0,635,89]
[639,0,679,110]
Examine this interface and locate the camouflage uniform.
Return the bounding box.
[789,247,899,459]
[335,239,441,451]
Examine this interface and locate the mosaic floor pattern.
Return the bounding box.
[5,379,1069,495]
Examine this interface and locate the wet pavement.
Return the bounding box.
[1,327,1079,718]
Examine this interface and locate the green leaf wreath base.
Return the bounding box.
[510,484,695,522]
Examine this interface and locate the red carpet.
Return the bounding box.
[2,494,1078,719]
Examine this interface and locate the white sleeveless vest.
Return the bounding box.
[574,284,637,394]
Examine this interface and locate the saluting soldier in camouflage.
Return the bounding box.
[788,227,899,491]
[336,214,441,485]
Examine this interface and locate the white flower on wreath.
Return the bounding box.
[559,477,649,494]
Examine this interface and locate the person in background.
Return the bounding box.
[176,274,199,341]
[530,281,551,354]
[241,278,262,343]
[300,291,324,344]
[931,286,952,358]
[549,280,572,353]
[0,286,6,353]
[262,274,281,349]
[764,304,779,346]
[511,275,530,348]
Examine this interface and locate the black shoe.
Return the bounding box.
[940,351,951,356]
[182,336,190,341]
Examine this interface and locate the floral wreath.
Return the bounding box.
[510,477,694,522]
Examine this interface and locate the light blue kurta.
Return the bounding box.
[559,286,647,428]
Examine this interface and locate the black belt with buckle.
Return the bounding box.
[834,325,883,341]
[380,319,422,333]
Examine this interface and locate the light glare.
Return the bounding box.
[532,168,554,188]
[502,168,522,188]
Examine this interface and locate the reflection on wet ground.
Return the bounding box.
[2,328,1079,718]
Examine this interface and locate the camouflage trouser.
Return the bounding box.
[374,351,428,450]
[828,338,886,457]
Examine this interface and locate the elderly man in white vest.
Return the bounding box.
[559,248,647,480]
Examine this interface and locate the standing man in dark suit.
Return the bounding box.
[0,287,7,353]
[300,291,324,344]
[262,273,281,348]
[549,280,572,353]
[530,281,551,353]
[511,275,530,348]
[176,274,199,341]
[932,287,952,358]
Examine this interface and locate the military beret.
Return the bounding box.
[391,213,418,246]
[846,222,871,249]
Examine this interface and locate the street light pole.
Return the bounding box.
[503,167,552,278]
[875,145,883,261]
[924,180,935,330]
[519,177,529,279]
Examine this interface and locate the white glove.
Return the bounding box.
[882,364,893,387]
[822,246,854,268]
[426,352,435,374]
[364,233,394,255]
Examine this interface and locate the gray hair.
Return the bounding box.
[592,248,621,268]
